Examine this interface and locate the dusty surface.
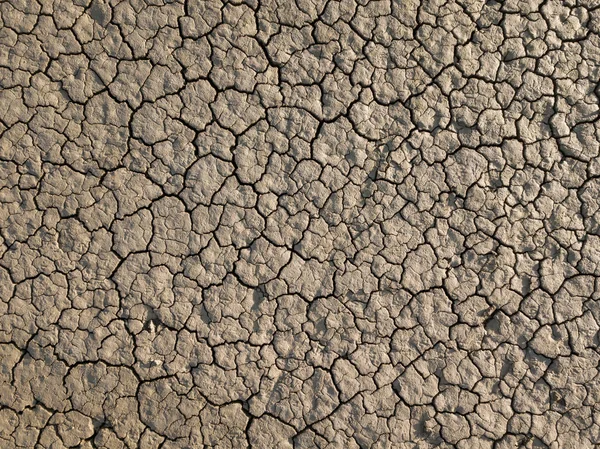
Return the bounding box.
[1,0,600,448]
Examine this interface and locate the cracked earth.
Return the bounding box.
[2,0,600,448]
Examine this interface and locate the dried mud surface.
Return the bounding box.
[1,0,600,448]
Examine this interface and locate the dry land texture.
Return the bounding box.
[1,0,600,448]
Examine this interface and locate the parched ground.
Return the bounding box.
[1,0,600,448]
